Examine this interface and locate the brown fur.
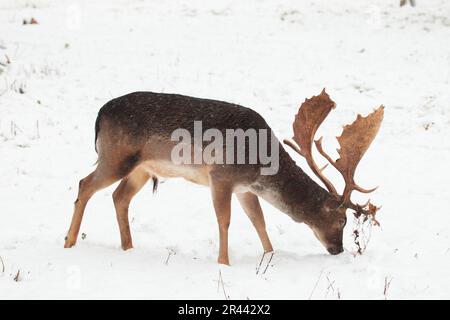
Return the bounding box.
[64,92,346,264]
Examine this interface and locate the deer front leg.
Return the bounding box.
[237,192,273,253]
[210,180,232,266]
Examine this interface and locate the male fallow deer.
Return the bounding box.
[64,89,383,265]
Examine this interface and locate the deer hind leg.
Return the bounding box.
[237,192,273,253]
[64,167,118,248]
[112,166,151,250]
[210,179,233,265]
[64,152,141,248]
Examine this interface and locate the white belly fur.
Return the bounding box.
[140,160,210,186]
[138,160,251,193]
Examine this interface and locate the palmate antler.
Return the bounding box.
[283,89,384,224]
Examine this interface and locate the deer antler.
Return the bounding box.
[285,89,384,223]
[283,89,338,195]
[315,106,384,205]
[338,107,384,223]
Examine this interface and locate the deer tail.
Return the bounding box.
[152,176,159,194]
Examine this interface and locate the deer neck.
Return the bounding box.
[251,149,330,223]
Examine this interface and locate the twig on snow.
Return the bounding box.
[13,269,20,282]
[352,216,373,255]
[325,275,336,299]
[164,248,176,265]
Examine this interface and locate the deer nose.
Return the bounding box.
[327,246,344,255]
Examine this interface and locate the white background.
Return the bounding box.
[0,0,449,299]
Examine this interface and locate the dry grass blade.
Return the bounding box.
[262,252,274,275]
[308,269,324,300]
[352,215,373,254]
[384,277,393,299]
[256,251,274,275]
[255,252,266,275]
[0,256,5,273]
[218,270,229,300]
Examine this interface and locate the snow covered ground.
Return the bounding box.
[1,0,449,299]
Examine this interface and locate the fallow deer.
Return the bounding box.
[64,89,383,265]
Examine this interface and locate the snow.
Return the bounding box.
[1,0,449,299]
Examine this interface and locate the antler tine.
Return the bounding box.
[283,138,302,154]
[315,135,379,200]
[284,138,337,195]
[314,136,336,166]
[354,184,378,194]
[314,137,378,200]
[283,89,338,196]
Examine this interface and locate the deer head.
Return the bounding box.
[284,89,384,254]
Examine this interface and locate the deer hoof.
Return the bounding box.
[121,244,133,251]
[64,240,76,248]
[217,258,230,266]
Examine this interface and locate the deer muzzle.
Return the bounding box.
[327,246,344,255]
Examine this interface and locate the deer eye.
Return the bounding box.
[339,218,347,228]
